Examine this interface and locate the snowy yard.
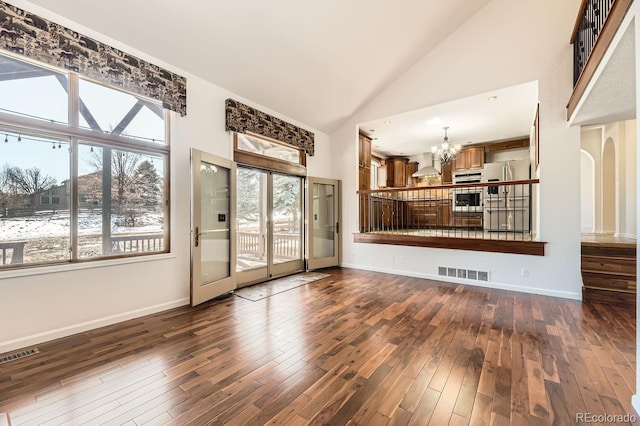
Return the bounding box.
[0,211,164,264]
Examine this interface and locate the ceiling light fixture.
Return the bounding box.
[431,126,459,164]
[384,120,391,124]
[488,96,498,101]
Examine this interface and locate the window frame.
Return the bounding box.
[0,54,171,270]
[233,132,306,177]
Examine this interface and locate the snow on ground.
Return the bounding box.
[0,211,163,240]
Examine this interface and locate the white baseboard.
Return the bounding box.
[0,298,190,355]
[340,263,582,300]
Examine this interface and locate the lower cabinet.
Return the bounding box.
[406,200,451,228]
[372,198,402,230]
[450,212,483,228]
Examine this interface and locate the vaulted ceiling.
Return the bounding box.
[25,0,492,134]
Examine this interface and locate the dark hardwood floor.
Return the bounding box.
[0,267,636,425]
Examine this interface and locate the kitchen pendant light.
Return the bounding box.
[431,126,459,164]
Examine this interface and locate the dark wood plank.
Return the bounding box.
[0,267,634,425]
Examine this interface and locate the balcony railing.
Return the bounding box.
[568,0,633,118]
[356,180,545,256]
[572,0,615,85]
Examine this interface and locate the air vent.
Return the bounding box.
[0,347,39,364]
[438,266,490,282]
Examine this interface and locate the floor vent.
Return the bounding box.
[438,266,490,282]
[0,347,39,364]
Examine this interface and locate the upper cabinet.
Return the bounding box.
[453,146,484,171]
[386,157,408,188]
[358,133,371,191]
[358,133,371,170]
[441,162,453,184]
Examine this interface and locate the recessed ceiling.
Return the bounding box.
[23,0,492,134]
[360,81,539,157]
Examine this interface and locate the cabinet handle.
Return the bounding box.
[194,226,199,247]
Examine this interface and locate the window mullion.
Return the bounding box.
[69,74,79,261]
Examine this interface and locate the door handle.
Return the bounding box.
[194,226,199,247]
[336,222,339,234]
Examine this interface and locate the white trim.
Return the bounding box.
[340,263,582,300]
[0,298,189,355]
[0,253,176,280]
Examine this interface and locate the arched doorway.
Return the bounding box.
[580,150,595,232]
[602,138,616,234]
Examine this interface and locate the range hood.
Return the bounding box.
[412,153,441,177]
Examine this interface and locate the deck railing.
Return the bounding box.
[237,232,300,259]
[110,233,165,254]
[0,241,26,264]
[357,180,540,244]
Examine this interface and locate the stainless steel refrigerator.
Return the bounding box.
[482,159,531,232]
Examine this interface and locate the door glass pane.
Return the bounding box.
[200,160,230,284]
[313,183,335,258]
[236,168,267,271]
[272,174,302,264]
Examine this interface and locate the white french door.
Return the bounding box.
[190,149,236,306]
[236,167,304,287]
[306,177,341,270]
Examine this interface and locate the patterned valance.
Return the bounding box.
[0,1,187,116]
[225,99,314,155]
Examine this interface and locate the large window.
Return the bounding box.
[0,52,169,269]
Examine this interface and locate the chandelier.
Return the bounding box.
[431,126,459,164]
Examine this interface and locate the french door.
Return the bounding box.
[306,177,341,270]
[190,149,236,306]
[236,167,304,287]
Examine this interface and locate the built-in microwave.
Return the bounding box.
[452,171,483,212]
[453,189,483,212]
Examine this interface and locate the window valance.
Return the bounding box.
[225,99,315,156]
[0,1,187,116]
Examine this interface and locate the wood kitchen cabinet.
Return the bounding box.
[451,212,483,228]
[405,161,418,187]
[453,146,485,171]
[406,199,451,228]
[372,198,402,229]
[386,157,408,188]
[358,133,371,231]
[441,162,453,184]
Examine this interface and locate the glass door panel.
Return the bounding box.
[271,174,303,276]
[236,168,303,286]
[307,177,340,270]
[236,168,269,286]
[191,149,235,306]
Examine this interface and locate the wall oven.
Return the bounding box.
[452,171,483,212]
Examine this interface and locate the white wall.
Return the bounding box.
[0,1,332,354]
[580,121,637,237]
[581,128,604,231]
[580,150,595,232]
[332,0,583,300]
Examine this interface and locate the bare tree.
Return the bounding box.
[88,148,140,214]
[3,166,57,213]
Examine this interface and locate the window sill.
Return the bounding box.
[0,253,177,280]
